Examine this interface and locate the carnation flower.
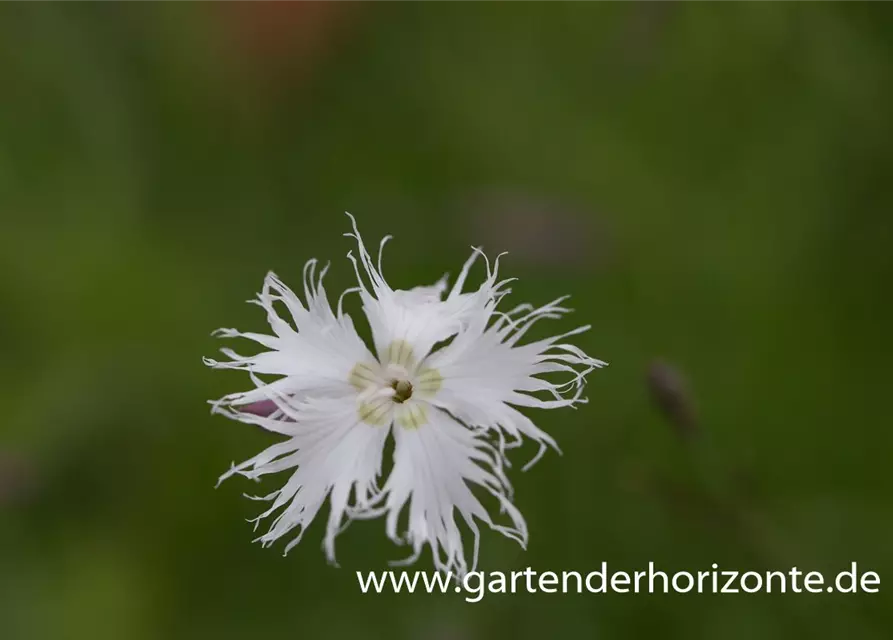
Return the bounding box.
[206,213,605,575]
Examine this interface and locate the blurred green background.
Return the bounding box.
[2,3,892,639]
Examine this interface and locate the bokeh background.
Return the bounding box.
[2,3,892,639]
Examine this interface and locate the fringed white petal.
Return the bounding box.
[376,406,527,578]
[205,263,375,412]
[344,213,500,363]
[424,275,607,468]
[218,397,390,564]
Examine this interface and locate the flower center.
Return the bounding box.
[390,379,413,403]
[348,342,444,427]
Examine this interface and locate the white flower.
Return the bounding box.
[206,213,605,575]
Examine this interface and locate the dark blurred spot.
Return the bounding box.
[646,359,698,440]
[461,190,611,269]
[0,452,36,508]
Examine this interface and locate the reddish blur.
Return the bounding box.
[212,2,358,86]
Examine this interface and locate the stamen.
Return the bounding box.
[391,379,413,404]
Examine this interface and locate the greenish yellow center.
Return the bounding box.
[357,398,391,427]
[348,362,379,391]
[386,339,415,368]
[415,368,443,396]
[348,341,445,428]
[396,403,427,430]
